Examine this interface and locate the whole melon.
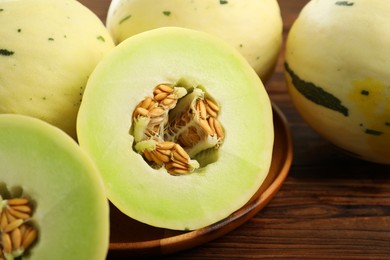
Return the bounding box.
[0,0,115,139]
[285,0,390,164]
[106,0,283,83]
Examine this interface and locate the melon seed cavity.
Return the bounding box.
[131,83,225,175]
[0,196,38,259]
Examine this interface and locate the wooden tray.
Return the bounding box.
[107,103,293,258]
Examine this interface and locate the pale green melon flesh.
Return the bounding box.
[106,0,283,82]
[0,0,114,139]
[77,27,274,230]
[0,115,109,260]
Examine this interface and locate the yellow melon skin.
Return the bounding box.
[106,0,283,83]
[0,0,115,139]
[285,0,390,164]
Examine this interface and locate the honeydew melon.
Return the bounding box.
[0,114,109,259]
[106,0,283,82]
[285,0,390,164]
[77,27,274,230]
[0,0,115,139]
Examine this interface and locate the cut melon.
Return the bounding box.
[0,115,109,259]
[77,27,274,230]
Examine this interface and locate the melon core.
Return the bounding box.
[77,27,274,230]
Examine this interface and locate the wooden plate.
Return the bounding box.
[107,103,293,258]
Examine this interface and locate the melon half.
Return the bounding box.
[77,27,274,231]
[0,115,109,259]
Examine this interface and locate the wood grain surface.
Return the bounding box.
[78,0,390,258]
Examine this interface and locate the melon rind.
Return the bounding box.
[0,115,109,260]
[77,27,274,230]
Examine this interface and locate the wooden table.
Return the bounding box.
[79,0,390,258]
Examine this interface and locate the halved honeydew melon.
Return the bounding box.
[77,27,274,231]
[0,115,109,259]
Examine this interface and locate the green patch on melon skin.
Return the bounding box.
[335,1,354,7]
[77,27,274,230]
[0,114,109,260]
[0,49,14,56]
[284,62,349,117]
[119,14,132,24]
[364,129,383,136]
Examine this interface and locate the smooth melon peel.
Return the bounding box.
[285,0,390,164]
[0,115,109,259]
[0,0,115,139]
[105,0,283,82]
[77,27,274,230]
